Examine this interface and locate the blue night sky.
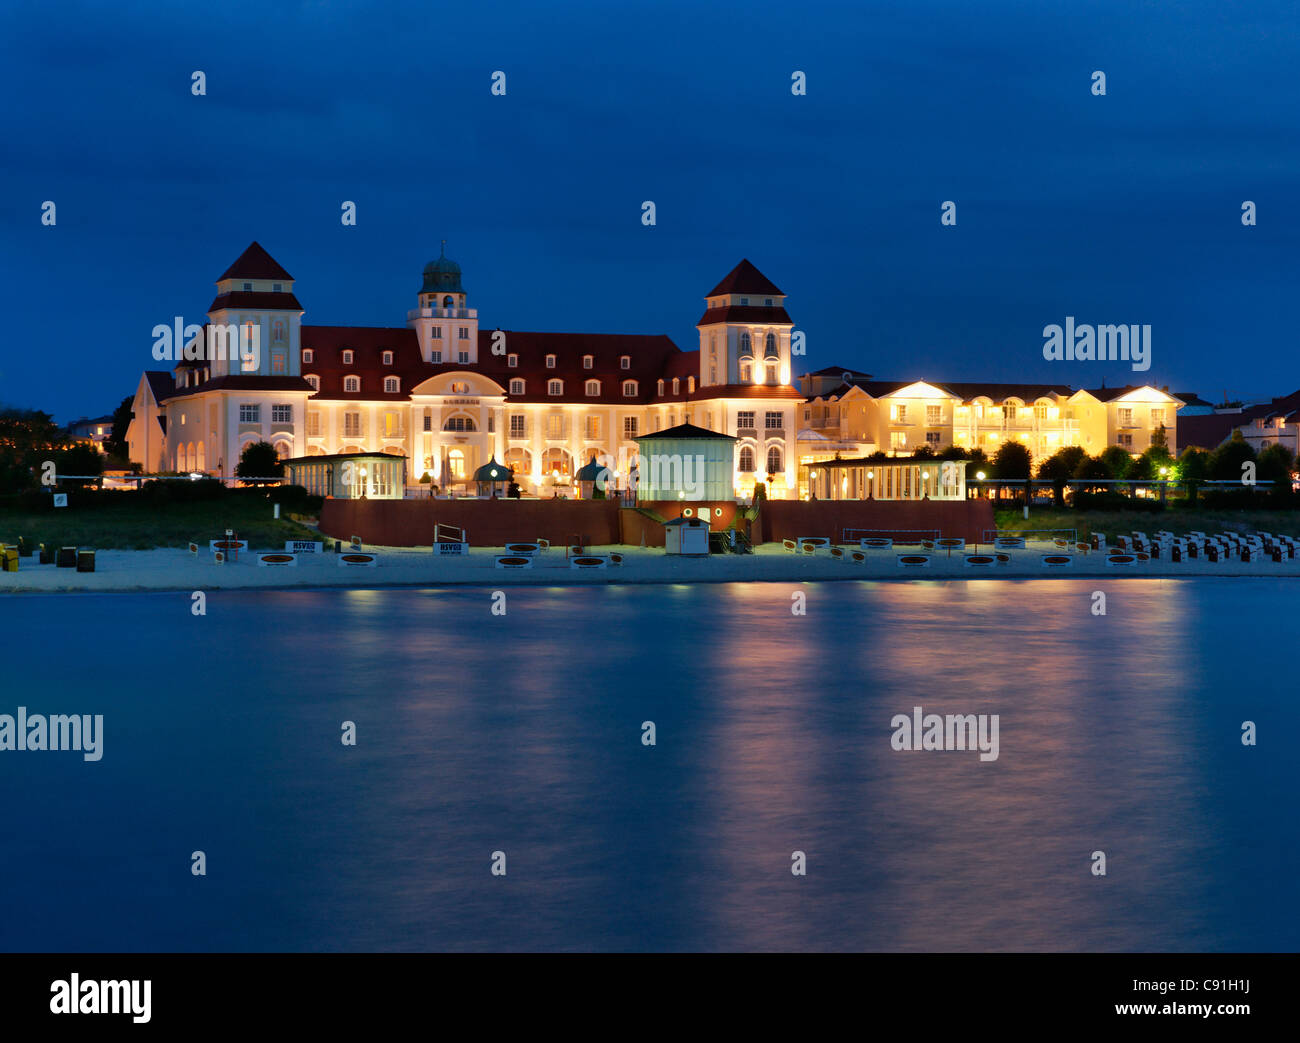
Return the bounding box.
[2,0,1297,421]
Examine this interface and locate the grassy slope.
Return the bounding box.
[995,507,1300,540]
[0,499,319,551]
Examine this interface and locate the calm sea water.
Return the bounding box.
[0,579,1295,952]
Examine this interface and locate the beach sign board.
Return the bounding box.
[433,542,469,556]
[285,540,324,554]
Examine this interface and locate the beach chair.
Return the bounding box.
[851,551,866,564]
[830,547,845,560]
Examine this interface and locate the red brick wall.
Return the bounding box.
[321,496,996,548]
[760,499,996,544]
[320,498,623,548]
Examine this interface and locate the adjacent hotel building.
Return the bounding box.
[127,242,1182,499]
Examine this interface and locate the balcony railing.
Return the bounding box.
[406,307,478,320]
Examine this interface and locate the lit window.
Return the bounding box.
[384,377,400,393]
[510,379,525,395]
[510,414,526,438]
[344,376,360,392]
[548,379,563,396]
[622,380,637,397]
[585,380,600,396]
[766,447,782,474]
[443,416,476,432]
[672,378,680,395]
[657,379,664,395]
[738,447,755,472]
[623,416,638,438]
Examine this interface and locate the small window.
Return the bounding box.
[740,297,749,306]
[508,354,518,368]
[657,379,664,395]
[622,380,638,397]
[239,404,259,423]
[585,380,600,396]
[764,298,773,306]
[458,350,469,364]
[243,282,252,291]
[546,354,557,369]
[273,283,283,292]
[739,333,752,355]
[344,376,360,393]
[548,379,563,396]
[458,327,469,340]
[620,355,630,370]
[431,327,443,339]
[687,376,695,393]
[271,404,292,424]
[305,374,320,391]
[382,351,393,366]
[510,379,525,395]
[623,416,639,438]
[430,350,442,364]
[672,378,680,395]
[302,349,314,364]
[450,381,470,394]
[342,350,354,365]
[384,376,400,393]
[583,355,593,369]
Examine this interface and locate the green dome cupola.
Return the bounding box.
[421,241,464,294]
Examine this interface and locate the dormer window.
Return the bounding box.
[657,379,665,395]
[382,351,393,366]
[672,378,680,395]
[545,354,556,369]
[548,379,563,396]
[508,353,518,368]
[582,355,593,369]
[306,375,319,391]
[510,378,525,395]
[623,380,638,396]
[585,380,600,396]
[620,355,630,370]
[764,298,773,306]
[688,376,695,393]
[243,282,252,291]
[740,297,749,306]
[384,377,400,393]
[344,376,360,392]
[273,283,283,292]
[342,350,354,365]
[302,349,314,364]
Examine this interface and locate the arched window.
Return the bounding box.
[657,379,664,395]
[447,448,465,477]
[443,416,476,432]
[545,354,557,369]
[766,446,783,475]
[672,378,680,395]
[764,333,777,358]
[384,377,400,393]
[302,349,314,364]
[305,374,319,391]
[585,380,600,396]
[739,332,752,355]
[344,376,360,393]
[548,379,563,396]
[622,380,637,397]
[382,351,393,366]
[740,361,752,383]
[738,447,755,472]
[619,355,630,370]
[687,376,695,393]
[582,355,593,369]
[443,295,454,309]
[342,349,353,365]
[509,379,525,395]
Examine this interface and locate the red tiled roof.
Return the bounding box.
[218,241,294,282]
[301,326,425,401]
[706,259,783,297]
[208,291,304,312]
[696,306,792,326]
[162,375,314,401]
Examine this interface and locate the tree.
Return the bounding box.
[938,445,968,461]
[1151,423,1168,450]
[992,440,1032,479]
[1209,431,1256,482]
[1178,447,1211,505]
[55,444,104,489]
[1037,446,1087,507]
[1257,443,1295,500]
[235,440,283,484]
[103,395,134,460]
[1099,445,1132,480]
[1073,453,1112,494]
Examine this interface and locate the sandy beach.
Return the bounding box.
[3,542,1299,593]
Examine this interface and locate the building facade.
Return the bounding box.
[129,244,803,498]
